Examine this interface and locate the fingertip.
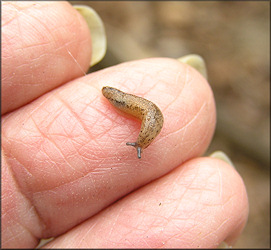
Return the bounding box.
[2,1,92,114]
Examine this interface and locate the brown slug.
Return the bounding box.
[102,86,164,159]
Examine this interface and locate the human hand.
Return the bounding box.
[2,2,248,248]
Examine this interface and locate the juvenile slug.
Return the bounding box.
[102,86,164,159]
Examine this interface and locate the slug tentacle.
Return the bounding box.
[126,142,142,159]
[102,86,164,159]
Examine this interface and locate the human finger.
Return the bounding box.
[2,1,94,114]
[2,58,216,248]
[44,157,249,248]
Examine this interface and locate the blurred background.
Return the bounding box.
[71,1,270,248]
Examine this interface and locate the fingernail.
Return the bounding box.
[217,241,232,248]
[73,5,107,67]
[36,237,54,248]
[177,54,207,79]
[209,151,235,169]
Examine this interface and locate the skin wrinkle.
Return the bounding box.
[69,136,90,158]
[28,114,76,177]
[141,237,152,248]
[2,8,16,26]
[37,96,107,166]
[48,133,86,176]
[76,221,98,246]
[122,62,146,81]
[163,228,184,247]
[9,2,39,12]
[174,69,183,88]
[184,64,195,88]
[190,232,208,248]
[13,7,56,50]
[139,59,171,72]
[22,4,71,46]
[16,41,48,52]
[61,92,97,120]
[192,219,216,246]
[22,93,54,120]
[161,80,184,112]
[109,206,123,237]
[169,218,188,235]
[12,65,37,82]
[32,172,89,197]
[52,28,77,49]
[29,144,60,178]
[15,219,37,244]
[221,193,236,209]
[3,228,15,247]
[80,79,101,92]
[2,50,14,61]
[139,78,157,97]
[182,102,207,133]
[193,120,215,157]
[54,94,92,139]
[193,217,225,247]
[152,214,171,231]
[13,6,24,52]
[4,226,27,247]
[3,158,46,240]
[15,52,53,79]
[15,47,52,69]
[9,103,91,189]
[180,123,188,150]
[180,166,201,201]
[185,141,201,159]
[215,217,231,234]
[28,51,55,69]
[182,176,226,247]
[5,145,35,179]
[30,156,126,195]
[135,68,167,97]
[167,101,211,161]
[216,165,223,203]
[36,102,64,133]
[125,201,173,244]
[175,221,197,245]
[94,105,123,128]
[164,101,207,138]
[119,62,166,95]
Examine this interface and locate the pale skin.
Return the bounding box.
[2,1,249,249]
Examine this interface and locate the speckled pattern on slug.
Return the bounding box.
[102,86,164,159]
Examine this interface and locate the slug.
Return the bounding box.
[102,86,164,159]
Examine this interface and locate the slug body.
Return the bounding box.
[102,86,164,159]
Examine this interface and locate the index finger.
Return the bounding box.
[2,58,216,248]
